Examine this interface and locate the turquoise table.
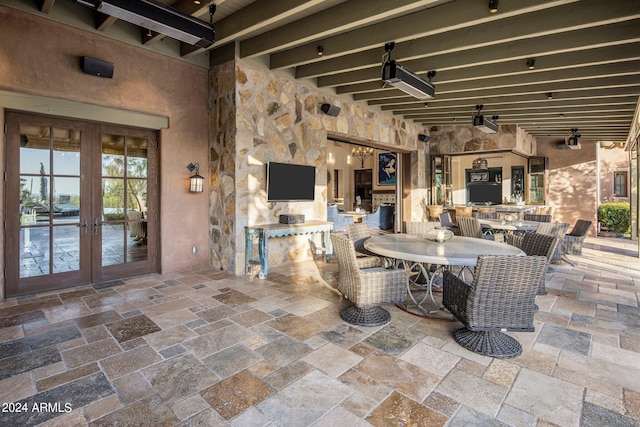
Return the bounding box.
[245,220,333,279]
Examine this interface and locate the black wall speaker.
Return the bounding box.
[321,103,340,117]
[418,133,431,143]
[81,56,114,78]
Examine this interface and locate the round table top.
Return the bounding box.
[364,233,524,266]
[479,219,539,231]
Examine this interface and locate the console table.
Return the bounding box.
[245,220,333,279]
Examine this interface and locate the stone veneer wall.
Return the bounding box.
[210,60,428,275]
[428,124,536,156]
[209,61,238,272]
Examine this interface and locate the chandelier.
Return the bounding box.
[351,146,374,168]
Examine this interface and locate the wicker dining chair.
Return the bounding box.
[457,216,500,241]
[523,213,552,223]
[562,219,592,255]
[405,221,441,238]
[331,233,407,326]
[535,222,570,263]
[473,211,499,220]
[442,255,548,358]
[516,232,560,296]
[345,223,382,269]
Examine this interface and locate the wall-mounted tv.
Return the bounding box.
[266,162,316,201]
[467,183,502,205]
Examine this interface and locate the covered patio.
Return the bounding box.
[0,236,638,426]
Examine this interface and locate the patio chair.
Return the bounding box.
[523,213,552,223]
[345,223,383,268]
[562,219,592,255]
[405,221,440,238]
[535,222,570,263]
[442,255,548,358]
[327,204,354,232]
[439,212,459,235]
[362,205,394,230]
[457,217,501,241]
[473,211,498,220]
[331,233,407,326]
[517,232,560,296]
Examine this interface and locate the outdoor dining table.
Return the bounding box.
[364,233,525,317]
[478,218,540,233]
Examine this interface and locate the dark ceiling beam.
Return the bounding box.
[238,0,445,58]
[295,4,640,80]
[385,95,640,114]
[352,74,640,102]
[270,0,576,70]
[186,0,325,58]
[403,105,636,120]
[37,0,55,14]
[338,60,640,96]
[317,34,640,88]
[95,12,117,32]
[368,85,640,107]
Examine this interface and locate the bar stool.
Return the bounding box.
[427,205,443,221]
[476,206,496,214]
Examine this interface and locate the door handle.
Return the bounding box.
[94,218,101,236]
[76,219,89,236]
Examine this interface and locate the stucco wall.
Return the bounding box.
[537,139,598,235]
[599,145,631,202]
[210,60,428,275]
[0,6,211,298]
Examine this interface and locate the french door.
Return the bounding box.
[5,112,158,297]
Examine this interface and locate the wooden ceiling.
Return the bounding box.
[10,0,640,141]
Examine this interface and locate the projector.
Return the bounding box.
[382,60,435,100]
[557,136,581,150]
[473,115,498,134]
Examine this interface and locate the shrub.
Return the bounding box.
[598,202,630,234]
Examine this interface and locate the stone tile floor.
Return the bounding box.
[0,236,639,426]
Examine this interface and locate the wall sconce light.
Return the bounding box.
[489,0,498,13]
[526,58,536,70]
[317,45,324,56]
[546,92,553,99]
[187,162,204,193]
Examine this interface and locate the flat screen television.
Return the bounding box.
[266,162,316,201]
[467,183,502,205]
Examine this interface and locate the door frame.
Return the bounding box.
[4,111,160,297]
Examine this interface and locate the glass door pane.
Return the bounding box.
[19,123,82,278]
[101,133,148,268]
